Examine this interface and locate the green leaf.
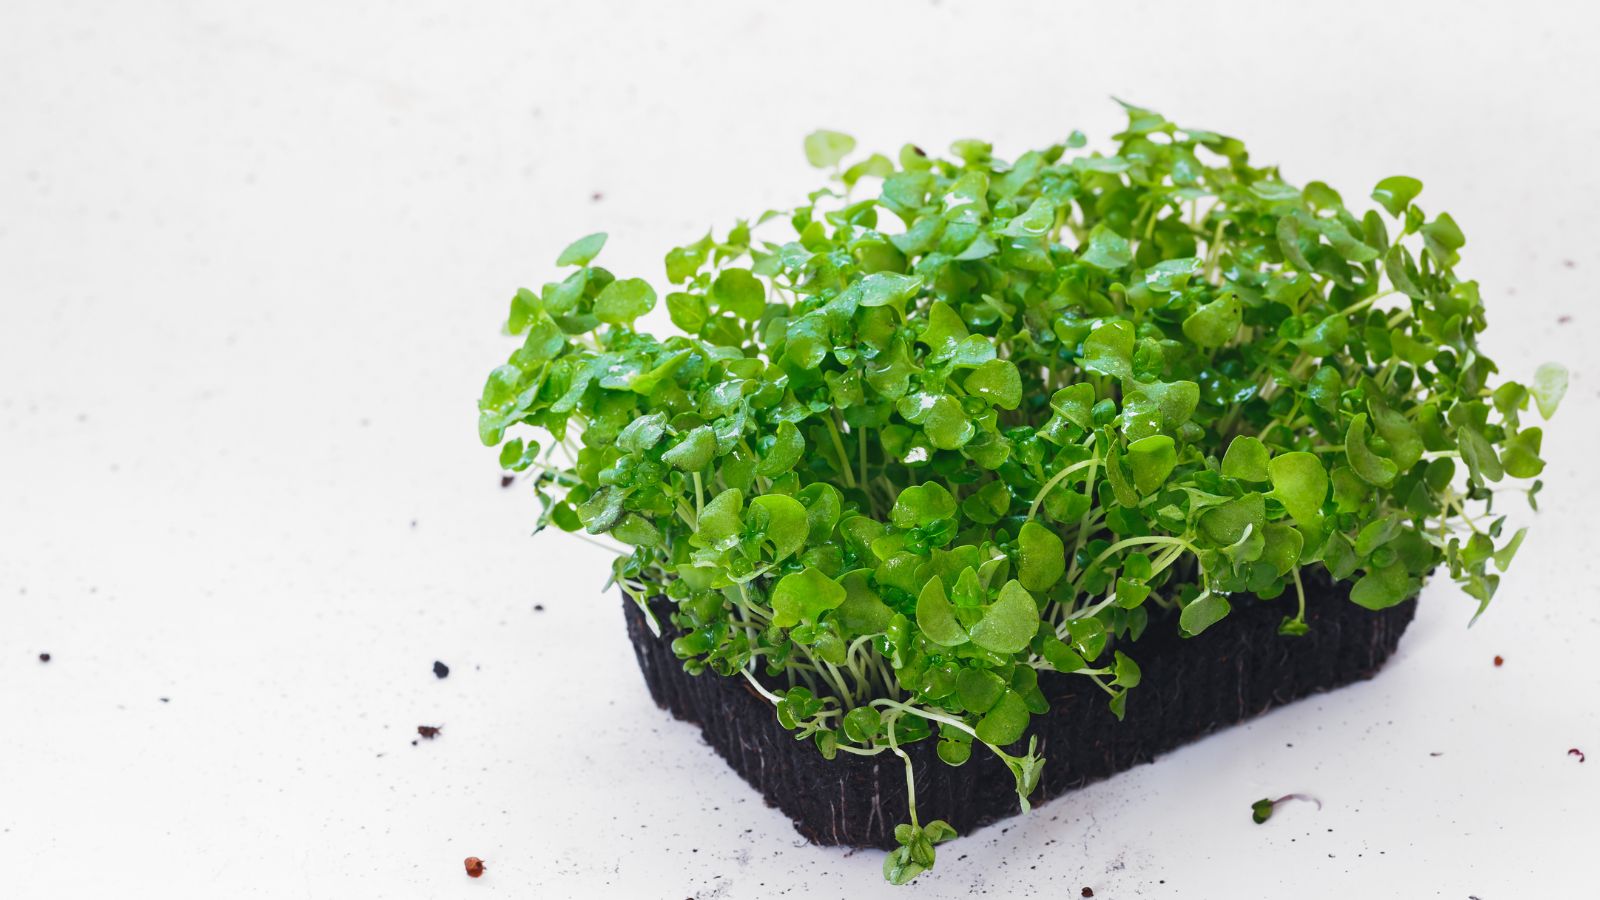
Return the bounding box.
[891,482,957,528]
[1349,561,1416,610]
[955,668,1006,713]
[923,395,975,449]
[1017,521,1065,591]
[804,129,856,168]
[770,567,846,628]
[1269,451,1328,526]
[594,277,657,325]
[1112,650,1141,688]
[695,488,744,551]
[1050,383,1096,428]
[1532,362,1568,419]
[916,578,969,647]
[1082,320,1134,380]
[757,421,805,477]
[749,493,808,561]
[1080,223,1132,271]
[1122,380,1199,441]
[849,271,923,310]
[969,580,1040,654]
[1345,413,1398,487]
[837,570,894,635]
[666,291,708,333]
[1181,293,1242,348]
[1179,591,1231,636]
[709,268,766,320]
[555,232,607,266]
[1221,435,1270,482]
[1127,434,1177,495]
[1371,176,1422,217]
[966,359,1023,410]
[661,425,716,471]
[974,689,1030,745]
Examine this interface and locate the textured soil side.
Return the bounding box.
[624,570,1416,850]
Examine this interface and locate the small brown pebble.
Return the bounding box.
[1493,655,1504,667]
[418,725,442,739]
[464,857,485,878]
[1571,748,1586,763]
[39,652,50,663]
[500,474,514,488]
[1082,889,1094,898]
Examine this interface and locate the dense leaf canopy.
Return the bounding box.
[481,102,1561,883]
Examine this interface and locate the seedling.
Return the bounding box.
[480,102,1561,883]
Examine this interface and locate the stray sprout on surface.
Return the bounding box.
[480,102,1563,884]
[1251,792,1322,824]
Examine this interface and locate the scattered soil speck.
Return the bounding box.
[1557,315,1572,324]
[464,856,485,878]
[500,474,515,488]
[1562,259,1576,268]
[159,697,169,703]
[591,191,604,202]
[1571,748,1586,763]
[433,661,450,679]
[418,725,442,739]
[1429,751,1443,757]
[1082,889,1095,898]
[534,604,545,612]
[1494,655,1504,667]
[38,652,50,663]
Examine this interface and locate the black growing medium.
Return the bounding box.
[626,569,1415,850]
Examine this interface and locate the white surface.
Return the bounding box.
[2,1,1597,897]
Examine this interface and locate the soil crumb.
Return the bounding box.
[464,857,486,878]
[418,725,442,740]
[433,660,450,679]
[39,652,50,663]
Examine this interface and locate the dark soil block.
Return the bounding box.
[623,569,1416,850]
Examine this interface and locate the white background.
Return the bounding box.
[2,1,1597,897]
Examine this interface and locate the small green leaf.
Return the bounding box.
[1126,434,1177,495]
[1269,451,1329,526]
[1221,435,1270,482]
[804,129,856,168]
[1050,383,1096,428]
[770,567,846,628]
[1181,293,1242,348]
[594,277,657,325]
[749,493,808,561]
[891,482,957,528]
[555,232,607,266]
[1017,521,1065,592]
[1080,223,1132,271]
[1371,176,1422,217]
[1179,591,1231,636]
[1349,561,1416,611]
[1532,362,1568,419]
[661,425,716,471]
[969,580,1040,654]
[974,689,1030,745]
[923,395,976,450]
[1082,320,1134,380]
[1345,413,1398,487]
[1251,798,1275,824]
[709,268,766,320]
[966,359,1023,410]
[916,578,969,647]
